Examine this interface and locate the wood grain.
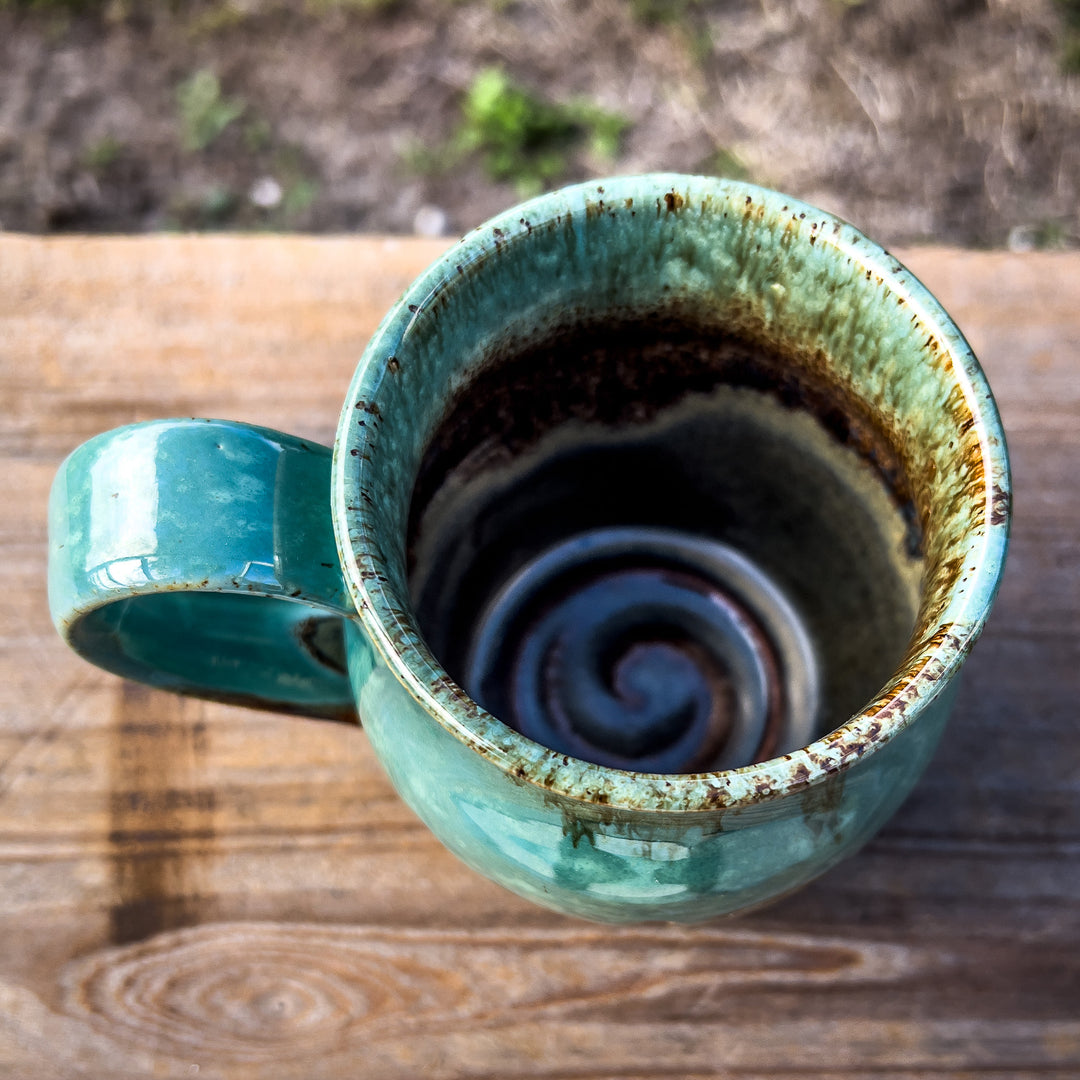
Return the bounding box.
[0,237,1077,1078]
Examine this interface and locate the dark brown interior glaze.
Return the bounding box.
[407,309,926,770]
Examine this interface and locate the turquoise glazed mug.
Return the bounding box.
[49,175,1010,923]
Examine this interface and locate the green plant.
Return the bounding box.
[176,70,246,152]
[1058,0,1080,72]
[281,177,319,217]
[304,0,401,12]
[452,68,629,195]
[703,146,752,182]
[200,184,240,223]
[0,0,107,10]
[1064,39,1080,71]
[81,134,124,172]
[187,2,249,36]
[243,117,273,153]
[167,183,241,229]
[628,0,714,66]
[245,142,321,224]
[1031,218,1070,249]
[399,137,447,177]
[629,0,700,26]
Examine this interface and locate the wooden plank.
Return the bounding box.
[0,237,1077,1078]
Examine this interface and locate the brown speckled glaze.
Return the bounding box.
[333,175,1009,921]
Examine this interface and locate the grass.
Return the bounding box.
[1059,0,1080,72]
[1028,218,1071,249]
[629,0,701,26]
[0,0,105,8]
[176,69,246,152]
[409,68,629,196]
[81,134,125,172]
[168,65,320,228]
[0,0,399,11]
[702,146,752,182]
[304,0,401,11]
[629,0,714,65]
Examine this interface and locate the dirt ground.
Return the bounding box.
[1,0,1079,247]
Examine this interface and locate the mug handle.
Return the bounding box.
[48,419,360,721]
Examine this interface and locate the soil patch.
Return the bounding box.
[1,0,1078,247]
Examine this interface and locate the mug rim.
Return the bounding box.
[333,173,1011,813]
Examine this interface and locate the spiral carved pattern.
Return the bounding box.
[466,528,820,772]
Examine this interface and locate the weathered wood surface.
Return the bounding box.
[0,236,1077,1079]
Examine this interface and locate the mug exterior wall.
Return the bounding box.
[333,175,1007,922]
[348,622,954,923]
[44,175,1010,924]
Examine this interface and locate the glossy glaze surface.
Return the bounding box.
[49,419,355,719]
[47,175,1011,923]
[334,174,1010,919]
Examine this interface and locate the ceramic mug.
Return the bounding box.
[49,175,1010,923]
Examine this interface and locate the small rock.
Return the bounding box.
[1007,224,1036,253]
[249,176,283,209]
[413,204,448,237]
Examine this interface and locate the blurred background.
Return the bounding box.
[1,0,1079,248]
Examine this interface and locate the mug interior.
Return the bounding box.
[333,174,1009,809]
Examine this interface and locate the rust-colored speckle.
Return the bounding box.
[800,771,846,841]
[864,621,959,717]
[560,806,595,848]
[990,486,1011,527]
[337,178,1008,824]
[387,356,400,374]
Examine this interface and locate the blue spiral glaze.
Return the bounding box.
[465,527,820,773]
